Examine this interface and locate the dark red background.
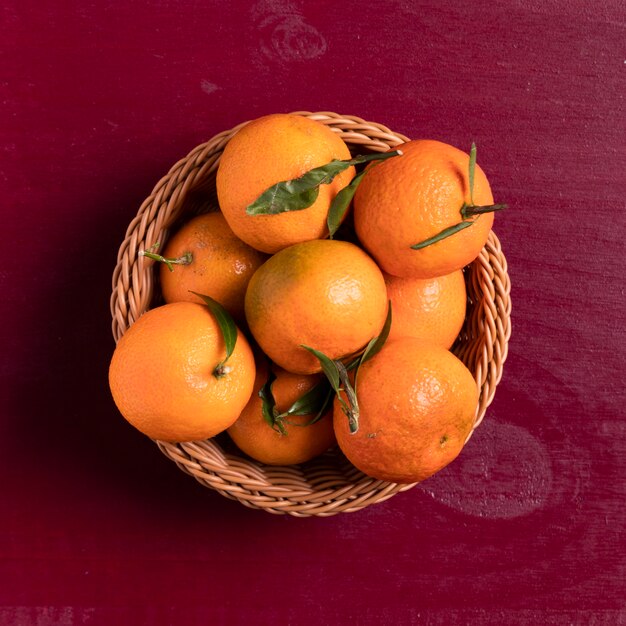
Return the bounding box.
[2,1,625,624]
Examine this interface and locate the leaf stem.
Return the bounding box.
[461,203,508,218]
[140,245,193,272]
[213,363,233,379]
[336,361,359,434]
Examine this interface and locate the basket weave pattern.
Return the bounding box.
[110,112,512,517]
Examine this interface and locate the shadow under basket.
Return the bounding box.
[110,111,512,517]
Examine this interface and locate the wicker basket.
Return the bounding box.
[110,111,512,517]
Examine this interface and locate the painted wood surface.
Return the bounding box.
[1,1,624,624]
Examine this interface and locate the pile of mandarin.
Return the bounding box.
[109,113,504,484]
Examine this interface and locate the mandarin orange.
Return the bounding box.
[334,338,478,483]
[354,139,497,278]
[153,212,267,320]
[227,363,335,465]
[385,269,466,348]
[109,302,255,442]
[244,239,388,375]
[216,113,355,253]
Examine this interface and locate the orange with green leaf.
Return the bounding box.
[227,361,335,465]
[306,319,478,484]
[354,140,505,278]
[216,113,356,253]
[108,297,255,442]
[331,337,479,483]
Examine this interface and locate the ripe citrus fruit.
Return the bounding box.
[216,113,355,254]
[227,363,335,465]
[109,302,255,442]
[385,269,467,349]
[354,139,497,278]
[245,239,388,375]
[153,212,267,320]
[334,337,478,483]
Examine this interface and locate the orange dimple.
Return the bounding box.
[216,114,355,254]
[333,337,478,483]
[354,139,495,279]
[245,239,388,375]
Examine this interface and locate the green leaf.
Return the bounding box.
[259,369,277,429]
[327,169,366,239]
[263,373,333,432]
[279,380,332,418]
[300,345,361,432]
[246,185,321,216]
[347,302,393,398]
[301,386,334,426]
[359,301,392,366]
[300,345,341,392]
[281,383,334,427]
[410,220,474,250]
[258,369,288,434]
[246,150,402,216]
[260,371,334,433]
[345,303,393,374]
[191,291,238,377]
[468,142,477,206]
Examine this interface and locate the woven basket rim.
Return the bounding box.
[110,111,511,517]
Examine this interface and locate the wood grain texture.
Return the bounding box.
[1,0,624,623]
